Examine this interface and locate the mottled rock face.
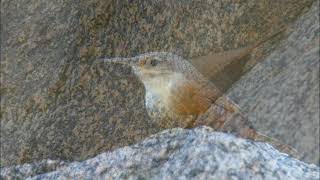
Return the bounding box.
[0,0,316,168]
[0,0,158,167]
[1,127,319,179]
[77,0,314,58]
[1,59,157,166]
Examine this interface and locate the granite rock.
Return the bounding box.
[0,0,315,167]
[0,0,157,167]
[227,1,320,165]
[1,127,319,179]
[0,160,68,179]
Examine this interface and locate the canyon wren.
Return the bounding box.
[103,29,299,157]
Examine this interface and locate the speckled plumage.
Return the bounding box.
[102,28,285,128]
[103,48,301,158]
[103,52,225,127]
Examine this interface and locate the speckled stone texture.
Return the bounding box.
[1,0,157,167]
[0,0,316,168]
[1,127,319,179]
[0,160,68,179]
[227,2,320,165]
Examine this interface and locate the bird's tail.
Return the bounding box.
[253,131,300,159]
[222,113,299,158]
[197,95,300,159]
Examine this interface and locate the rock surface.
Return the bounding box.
[0,0,317,169]
[0,0,156,167]
[227,1,320,165]
[0,160,68,179]
[1,127,319,179]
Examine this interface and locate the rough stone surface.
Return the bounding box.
[227,1,320,165]
[0,0,156,167]
[0,0,316,168]
[1,127,319,179]
[0,160,68,179]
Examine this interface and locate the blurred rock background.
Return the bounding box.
[0,0,317,169]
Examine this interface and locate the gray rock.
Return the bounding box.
[0,160,68,179]
[227,1,320,165]
[1,127,319,179]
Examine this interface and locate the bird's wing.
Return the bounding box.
[189,28,286,92]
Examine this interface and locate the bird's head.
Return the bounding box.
[104,56,175,80]
[103,54,185,126]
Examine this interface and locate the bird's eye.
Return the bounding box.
[150,59,158,66]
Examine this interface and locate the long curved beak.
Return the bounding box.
[101,57,140,66]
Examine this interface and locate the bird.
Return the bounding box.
[102,28,299,157]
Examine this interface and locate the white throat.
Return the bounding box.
[132,67,185,120]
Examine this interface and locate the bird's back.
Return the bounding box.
[169,79,221,116]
